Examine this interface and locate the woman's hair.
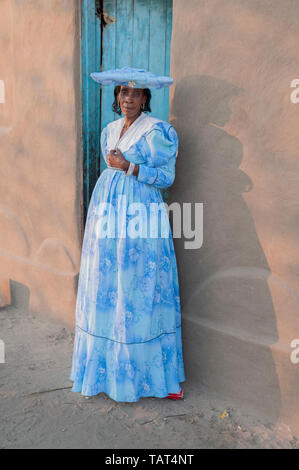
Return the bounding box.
[112,86,152,115]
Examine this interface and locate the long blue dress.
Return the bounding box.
[69,112,186,402]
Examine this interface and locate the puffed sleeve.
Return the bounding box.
[122,122,179,189]
[100,126,108,164]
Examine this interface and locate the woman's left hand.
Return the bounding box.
[107,149,129,171]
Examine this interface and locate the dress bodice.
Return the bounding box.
[100,113,179,189]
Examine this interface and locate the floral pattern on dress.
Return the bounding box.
[69,119,185,401]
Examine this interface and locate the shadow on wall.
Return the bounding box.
[169,75,281,422]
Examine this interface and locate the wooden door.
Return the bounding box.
[81,0,173,223]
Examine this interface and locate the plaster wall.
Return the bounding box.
[170,0,299,436]
[0,0,83,325]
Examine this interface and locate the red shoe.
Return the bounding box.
[166,388,184,400]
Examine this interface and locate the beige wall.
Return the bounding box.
[170,0,299,436]
[0,0,82,325]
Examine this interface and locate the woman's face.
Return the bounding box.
[118,85,146,118]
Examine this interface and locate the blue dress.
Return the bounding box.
[69,112,186,402]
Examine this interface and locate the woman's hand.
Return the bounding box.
[107,149,130,171]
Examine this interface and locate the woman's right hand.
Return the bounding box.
[107,149,130,171]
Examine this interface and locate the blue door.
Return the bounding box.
[81,0,173,223]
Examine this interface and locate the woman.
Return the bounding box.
[69,67,185,402]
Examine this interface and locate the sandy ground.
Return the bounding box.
[0,305,298,449]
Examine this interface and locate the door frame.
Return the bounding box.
[80,0,102,224]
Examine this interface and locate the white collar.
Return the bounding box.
[106,112,162,153]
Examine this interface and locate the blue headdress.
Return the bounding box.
[90,66,173,89]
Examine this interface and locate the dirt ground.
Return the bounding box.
[0,305,298,449]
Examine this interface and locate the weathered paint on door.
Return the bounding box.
[81,0,173,222]
[81,0,102,223]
